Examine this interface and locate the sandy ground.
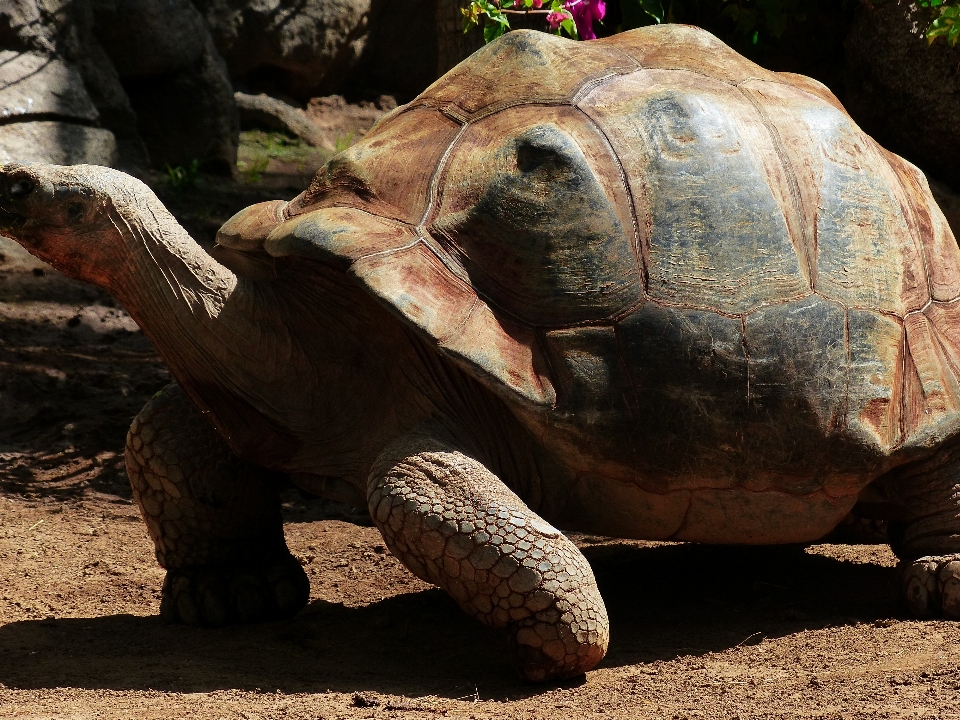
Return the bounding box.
[1,179,960,719]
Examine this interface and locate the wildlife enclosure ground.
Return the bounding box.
[1,178,960,719]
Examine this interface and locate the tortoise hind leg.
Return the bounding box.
[880,437,960,618]
[126,384,309,626]
[368,423,609,681]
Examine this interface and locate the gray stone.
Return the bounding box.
[0,51,99,122]
[90,0,209,78]
[194,0,370,100]
[0,121,117,165]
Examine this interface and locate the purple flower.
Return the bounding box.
[563,0,605,40]
[546,10,567,29]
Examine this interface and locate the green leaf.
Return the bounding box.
[483,21,506,42]
[562,17,577,37]
[639,0,664,22]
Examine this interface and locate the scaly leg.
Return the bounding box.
[126,384,309,626]
[367,425,609,681]
[881,437,960,618]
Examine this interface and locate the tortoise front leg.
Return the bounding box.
[367,425,609,681]
[126,384,309,626]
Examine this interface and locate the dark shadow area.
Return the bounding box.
[0,542,898,700]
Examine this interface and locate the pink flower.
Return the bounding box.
[563,0,605,40]
[531,0,543,7]
[546,10,567,29]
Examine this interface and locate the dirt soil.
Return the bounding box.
[1,177,960,720]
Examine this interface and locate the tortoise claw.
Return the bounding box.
[899,554,960,619]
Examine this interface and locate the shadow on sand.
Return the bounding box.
[0,541,897,700]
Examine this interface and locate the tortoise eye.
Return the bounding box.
[67,202,84,219]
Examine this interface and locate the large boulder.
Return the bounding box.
[194,0,370,100]
[0,51,99,121]
[0,0,146,170]
[90,0,239,173]
[90,0,208,77]
[0,122,117,165]
[845,2,960,188]
[0,49,117,165]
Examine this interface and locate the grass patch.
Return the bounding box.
[237,130,333,182]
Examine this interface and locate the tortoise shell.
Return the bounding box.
[263,25,960,542]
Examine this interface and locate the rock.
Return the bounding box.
[123,37,239,174]
[64,37,150,172]
[89,0,209,78]
[0,121,117,165]
[0,50,99,121]
[845,2,960,188]
[235,93,327,147]
[358,0,438,100]
[0,0,73,54]
[0,0,148,172]
[194,0,371,100]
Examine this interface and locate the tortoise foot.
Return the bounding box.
[160,553,309,626]
[509,614,607,682]
[899,554,960,619]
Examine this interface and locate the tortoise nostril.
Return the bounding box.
[8,179,35,199]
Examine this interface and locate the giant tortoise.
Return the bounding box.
[2,25,960,681]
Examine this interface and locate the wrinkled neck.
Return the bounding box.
[108,198,238,325]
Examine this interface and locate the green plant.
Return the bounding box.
[335,131,355,153]
[165,159,202,193]
[463,0,578,42]
[921,0,960,46]
[239,156,269,184]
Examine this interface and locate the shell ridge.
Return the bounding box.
[841,306,852,437]
[643,290,817,319]
[876,144,937,311]
[736,85,816,290]
[573,105,647,296]
[418,122,470,229]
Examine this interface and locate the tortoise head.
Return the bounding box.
[0,163,161,290]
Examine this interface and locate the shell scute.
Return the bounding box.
[580,69,809,314]
[740,295,852,492]
[597,24,779,85]
[810,113,923,314]
[419,30,636,118]
[287,105,460,226]
[430,104,641,326]
[538,325,638,477]
[614,302,747,492]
